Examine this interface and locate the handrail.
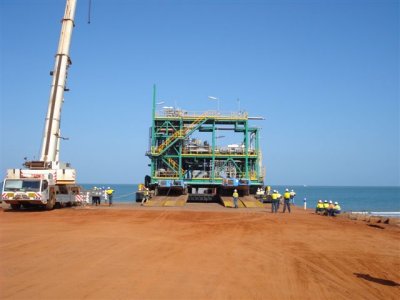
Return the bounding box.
[154,113,208,154]
[167,158,185,175]
[156,110,248,119]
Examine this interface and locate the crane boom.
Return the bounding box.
[40,0,77,163]
[2,0,80,211]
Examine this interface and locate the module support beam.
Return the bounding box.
[245,120,249,178]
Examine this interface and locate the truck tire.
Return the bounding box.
[11,203,21,210]
[45,198,55,210]
[45,188,56,210]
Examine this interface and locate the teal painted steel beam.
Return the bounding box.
[211,120,216,180]
[245,119,249,178]
[150,85,156,180]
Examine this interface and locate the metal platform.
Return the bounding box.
[219,196,263,208]
[144,195,188,207]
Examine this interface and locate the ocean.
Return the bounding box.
[82,184,400,213]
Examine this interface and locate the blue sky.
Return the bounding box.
[1,0,399,186]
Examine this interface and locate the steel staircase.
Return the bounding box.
[154,114,207,155]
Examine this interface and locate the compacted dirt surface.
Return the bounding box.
[0,204,399,300]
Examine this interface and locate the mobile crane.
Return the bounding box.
[1,0,82,210]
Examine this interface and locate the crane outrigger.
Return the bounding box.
[1,0,82,210]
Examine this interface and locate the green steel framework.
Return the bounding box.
[146,85,264,191]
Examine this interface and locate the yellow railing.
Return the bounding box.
[167,158,185,175]
[154,114,207,154]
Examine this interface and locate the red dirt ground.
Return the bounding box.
[0,204,399,300]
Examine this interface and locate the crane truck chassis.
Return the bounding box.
[2,165,82,210]
[2,0,81,210]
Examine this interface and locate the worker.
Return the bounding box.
[290,189,296,205]
[141,188,150,206]
[271,190,279,213]
[106,187,115,206]
[283,188,291,213]
[276,190,282,210]
[323,200,329,215]
[327,200,335,216]
[315,200,324,214]
[232,189,239,208]
[265,185,271,195]
[103,188,108,204]
[333,202,341,216]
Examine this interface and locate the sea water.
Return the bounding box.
[82,184,399,213]
[273,185,400,213]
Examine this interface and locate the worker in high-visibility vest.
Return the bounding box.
[333,202,341,216]
[315,200,324,214]
[283,188,291,213]
[106,187,115,206]
[276,190,282,210]
[232,189,239,208]
[141,188,150,206]
[327,200,335,216]
[271,190,279,213]
[290,189,296,205]
[266,186,271,195]
[323,200,329,215]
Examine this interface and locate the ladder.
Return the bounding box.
[154,114,207,154]
[167,158,185,176]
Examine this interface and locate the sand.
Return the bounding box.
[0,203,399,300]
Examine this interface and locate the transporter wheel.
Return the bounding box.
[10,203,21,210]
[45,188,56,210]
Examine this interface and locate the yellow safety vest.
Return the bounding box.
[106,189,114,195]
[233,192,239,198]
[334,205,341,210]
[323,203,329,208]
[284,192,291,199]
[144,190,149,196]
[271,193,278,200]
[317,203,324,209]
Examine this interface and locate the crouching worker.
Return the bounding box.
[322,200,329,215]
[327,200,335,216]
[315,200,324,214]
[141,188,150,206]
[332,202,341,216]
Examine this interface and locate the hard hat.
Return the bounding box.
[318,200,322,203]
[108,187,111,189]
[334,201,338,205]
[285,188,289,192]
[324,200,327,203]
[329,200,332,204]
[291,189,294,192]
[234,189,237,192]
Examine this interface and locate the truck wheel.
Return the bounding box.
[45,199,55,210]
[45,188,56,210]
[10,204,21,210]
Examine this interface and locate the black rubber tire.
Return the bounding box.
[45,187,56,210]
[45,197,55,210]
[10,203,21,210]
